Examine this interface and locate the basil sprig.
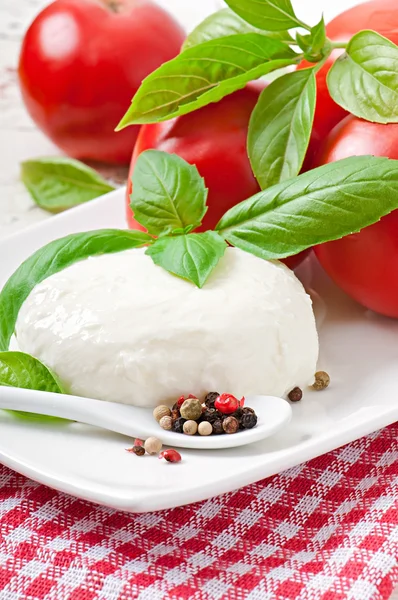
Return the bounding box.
[118,0,398,197]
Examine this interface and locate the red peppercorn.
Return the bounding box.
[177,395,186,408]
[159,449,181,463]
[134,438,144,447]
[215,393,239,414]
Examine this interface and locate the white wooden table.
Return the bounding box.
[0,1,396,597]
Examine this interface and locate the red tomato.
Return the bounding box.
[18,0,185,164]
[313,116,398,318]
[126,85,308,270]
[300,0,398,166]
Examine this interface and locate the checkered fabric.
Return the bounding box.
[0,424,397,600]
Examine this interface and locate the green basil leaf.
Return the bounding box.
[131,150,208,236]
[216,156,398,259]
[21,157,115,213]
[310,16,326,53]
[183,8,293,50]
[248,68,316,189]
[117,34,297,127]
[327,30,398,123]
[0,229,152,352]
[0,351,68,422]
[296,17,326,59]
[224,0,303,31]
[146,231,227,288]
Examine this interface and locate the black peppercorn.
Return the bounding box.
[173,417,187,433]
[203,408,222,423]
[288,387,303,402]
[212,419,224,435]
[204,392,220,408]
[242,407,255,415]
[231,407,244,420]
[241,412,258,429]
[223,416,239,434]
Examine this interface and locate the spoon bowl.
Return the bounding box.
[0,386,292,449]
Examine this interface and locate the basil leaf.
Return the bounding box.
[146,231,227,288]
[216,156,398,259]
[310,16,326,54]
[327,30,398,123]
[248,68,316,189]
[117,34,297,127]
[21,157,115,213]
[183,8,293,50]
[131,150,208,236]
[224,0,303,31]
[296,16,326,59]
[0,351,68,422]
[0,230,152,352]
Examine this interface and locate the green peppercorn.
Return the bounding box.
[180,398,202,421]
[312,371,330,391]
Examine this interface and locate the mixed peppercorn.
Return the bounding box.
[153,392,258,436]
[127,437,182,462]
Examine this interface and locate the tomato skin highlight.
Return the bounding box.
[18,0,185,165]
[299,0,398,167]
[126,85,309,270]
[313,116,398,318]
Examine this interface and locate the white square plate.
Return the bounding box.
[0,189,397,513]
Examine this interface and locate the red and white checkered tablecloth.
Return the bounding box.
[0,423,397,600]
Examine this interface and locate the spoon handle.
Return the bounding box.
[0,386,150,439]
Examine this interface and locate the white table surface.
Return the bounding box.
[0,1,396,597]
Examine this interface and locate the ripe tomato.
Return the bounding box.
[313,116,398,318]
[126,85,308,270]
[18,0,185,165]
[300,0,398,165]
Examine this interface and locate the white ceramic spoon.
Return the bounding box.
[0,386,292,450]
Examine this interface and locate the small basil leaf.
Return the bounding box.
[310,16,326,54]
[183,8,293,50]
[0,351,68,422]
[327,30,398,123]
[131,150,208,236]
[224,0,303,31]
[146,231,227,288]
[0,230,152,352]
[248,68,316,189]
[21,157,115,213]
[117,34,297,127]
[216,156,398,259]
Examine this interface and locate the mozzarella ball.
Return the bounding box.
[16,247,318,407]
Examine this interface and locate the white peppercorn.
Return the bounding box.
[183,420,198,436]
[144,437,163,455]
[159,415,173,430]
[198,421,212,436]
